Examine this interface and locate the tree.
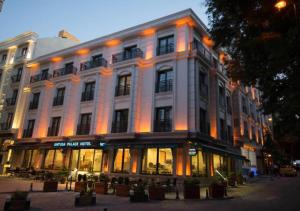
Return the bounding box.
[205,0,300,153]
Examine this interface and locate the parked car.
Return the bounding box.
[292,160,300,169]
[280,165,297,177]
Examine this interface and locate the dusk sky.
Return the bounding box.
[0,0,208,42]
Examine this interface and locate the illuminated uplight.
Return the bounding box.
[141,28,156,36]
[76,48,90,55]
[23,87,31,93]
[51,57,63,62]
[203,36,214,48]
[8,45,17,49]
[268,117,273,122]
[275,0,287,10]
[106,39,121,47]
[175,17,195,27]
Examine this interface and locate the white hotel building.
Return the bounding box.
[2,9,268,178]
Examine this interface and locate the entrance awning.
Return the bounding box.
[200,144,245,160]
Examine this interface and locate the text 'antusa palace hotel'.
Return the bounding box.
[0,9,272,180]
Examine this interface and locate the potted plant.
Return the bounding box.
[4,191,30,211]
[115,177,130,197]
[56,170,69,184]
[95,173,108,194]
[130,180,148,202]
[75,174,87,192]
[184,178,200,199]
[43,172,58,192]
[75,189,96,207]
[228,172,237,187]
[148,180,165,200]
[209,181,225,199]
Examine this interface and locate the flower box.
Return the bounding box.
[148,187,165,200]
[115,184,130,197]
[43,181,58,192]
[94,182,108,194]
[209,183,225,198]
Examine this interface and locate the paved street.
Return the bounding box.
[0,175,299,211]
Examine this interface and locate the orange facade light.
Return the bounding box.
[141,28,156,36]
[76,48,90,55]
[51,56,63,62]
[203,36,215,48]
[219,52,226,64]
[275,0,287,10]
[175,17,196,27]
[105,39,121,47]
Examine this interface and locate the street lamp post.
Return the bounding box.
[274,0,297,17]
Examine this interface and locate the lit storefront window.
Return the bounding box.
[113,148,130,173]
[213,154,228,175]
[191,150,208,176]
[44,149,64,170]
[22,149,39,169]
[142,148,173,175]
[70,149,103,173]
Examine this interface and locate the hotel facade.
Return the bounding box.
[1,9,269,179]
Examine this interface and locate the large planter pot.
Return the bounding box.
[130,193,148,202]
[75,182,87,192]
[184,186,200,199]
[209,183,225,199]
[94,182,108,194]
[4,199,30,211]
[43,181,58,192]
[115,184,130,197]
[148,187,165,200]
[75,194,96,206]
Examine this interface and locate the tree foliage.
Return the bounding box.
[205,0,300,144]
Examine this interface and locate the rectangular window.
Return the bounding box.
[48,117,61,136]
[22,150,39,169]
[200,108,209,134]
[23,119,35,138]
[156,69,173,93]
[154,106,172,132]
[8,89,18,106]
[53,87,65,106]
[78,149,94,172]
[44,150,55,169]
[16,67,23,81]
[199,71,208,98]
[81,81,95,101]
[113,148,130,173]
[242,97,248,114]
[123,45,137,60]
[44,150,64,170]
[1,54,7,62]
[244,121,249,138]
[115,74,131,96]
[226,95,232,114]
[219,86,225,108]
[77,113,92,135]
[93,150,103,172]
[252,126,256,141]
[227,125,233,144]
[111,109,129,133]
[191,150,208,176]
[220,118,226,141]
[157,35,174,55]
[70,150,79,170]
[29,92,40,110]
[142,148,173,175]
[21,47,28,57]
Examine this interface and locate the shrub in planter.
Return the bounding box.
[43,172,58,192]
[130,181,148,203]
[209,182,225,199]
[95,174,108,194]
[4,191,30,211]
[148,180,165,200]
[115,177,130,197]
[75,189,96,207]
[75,174,87,192]
[184,178,200,199]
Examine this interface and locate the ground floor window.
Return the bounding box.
[44,149,64,170]
[191,149,208,177]
[142,148,173,175]
[113,148,130,173]
[22,149,39,169]
[213,154,229,175]
[70,149,103,173]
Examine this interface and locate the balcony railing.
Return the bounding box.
[6,98,17,106]
[23,129,33,138]
[47,127,59,137]
[115,84,130,97]
[154,119,172,132]
[156,79,173,93]
[156,43,174,56]
[190,40,212,65]
[29,101,39,110]
[11,75,22,83]
[53,66,77,78]
[112,48,143,63]
[81,91,94,102]
[30,73,52,83]
[15,54,27,61]
[0,122,11,130]
[111,121,128,133]
[76,124,90,135]
[53,96,64,106]
[80,58,107,71]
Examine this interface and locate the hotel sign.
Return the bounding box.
[53,140,106,149]
[188,148,197,156]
